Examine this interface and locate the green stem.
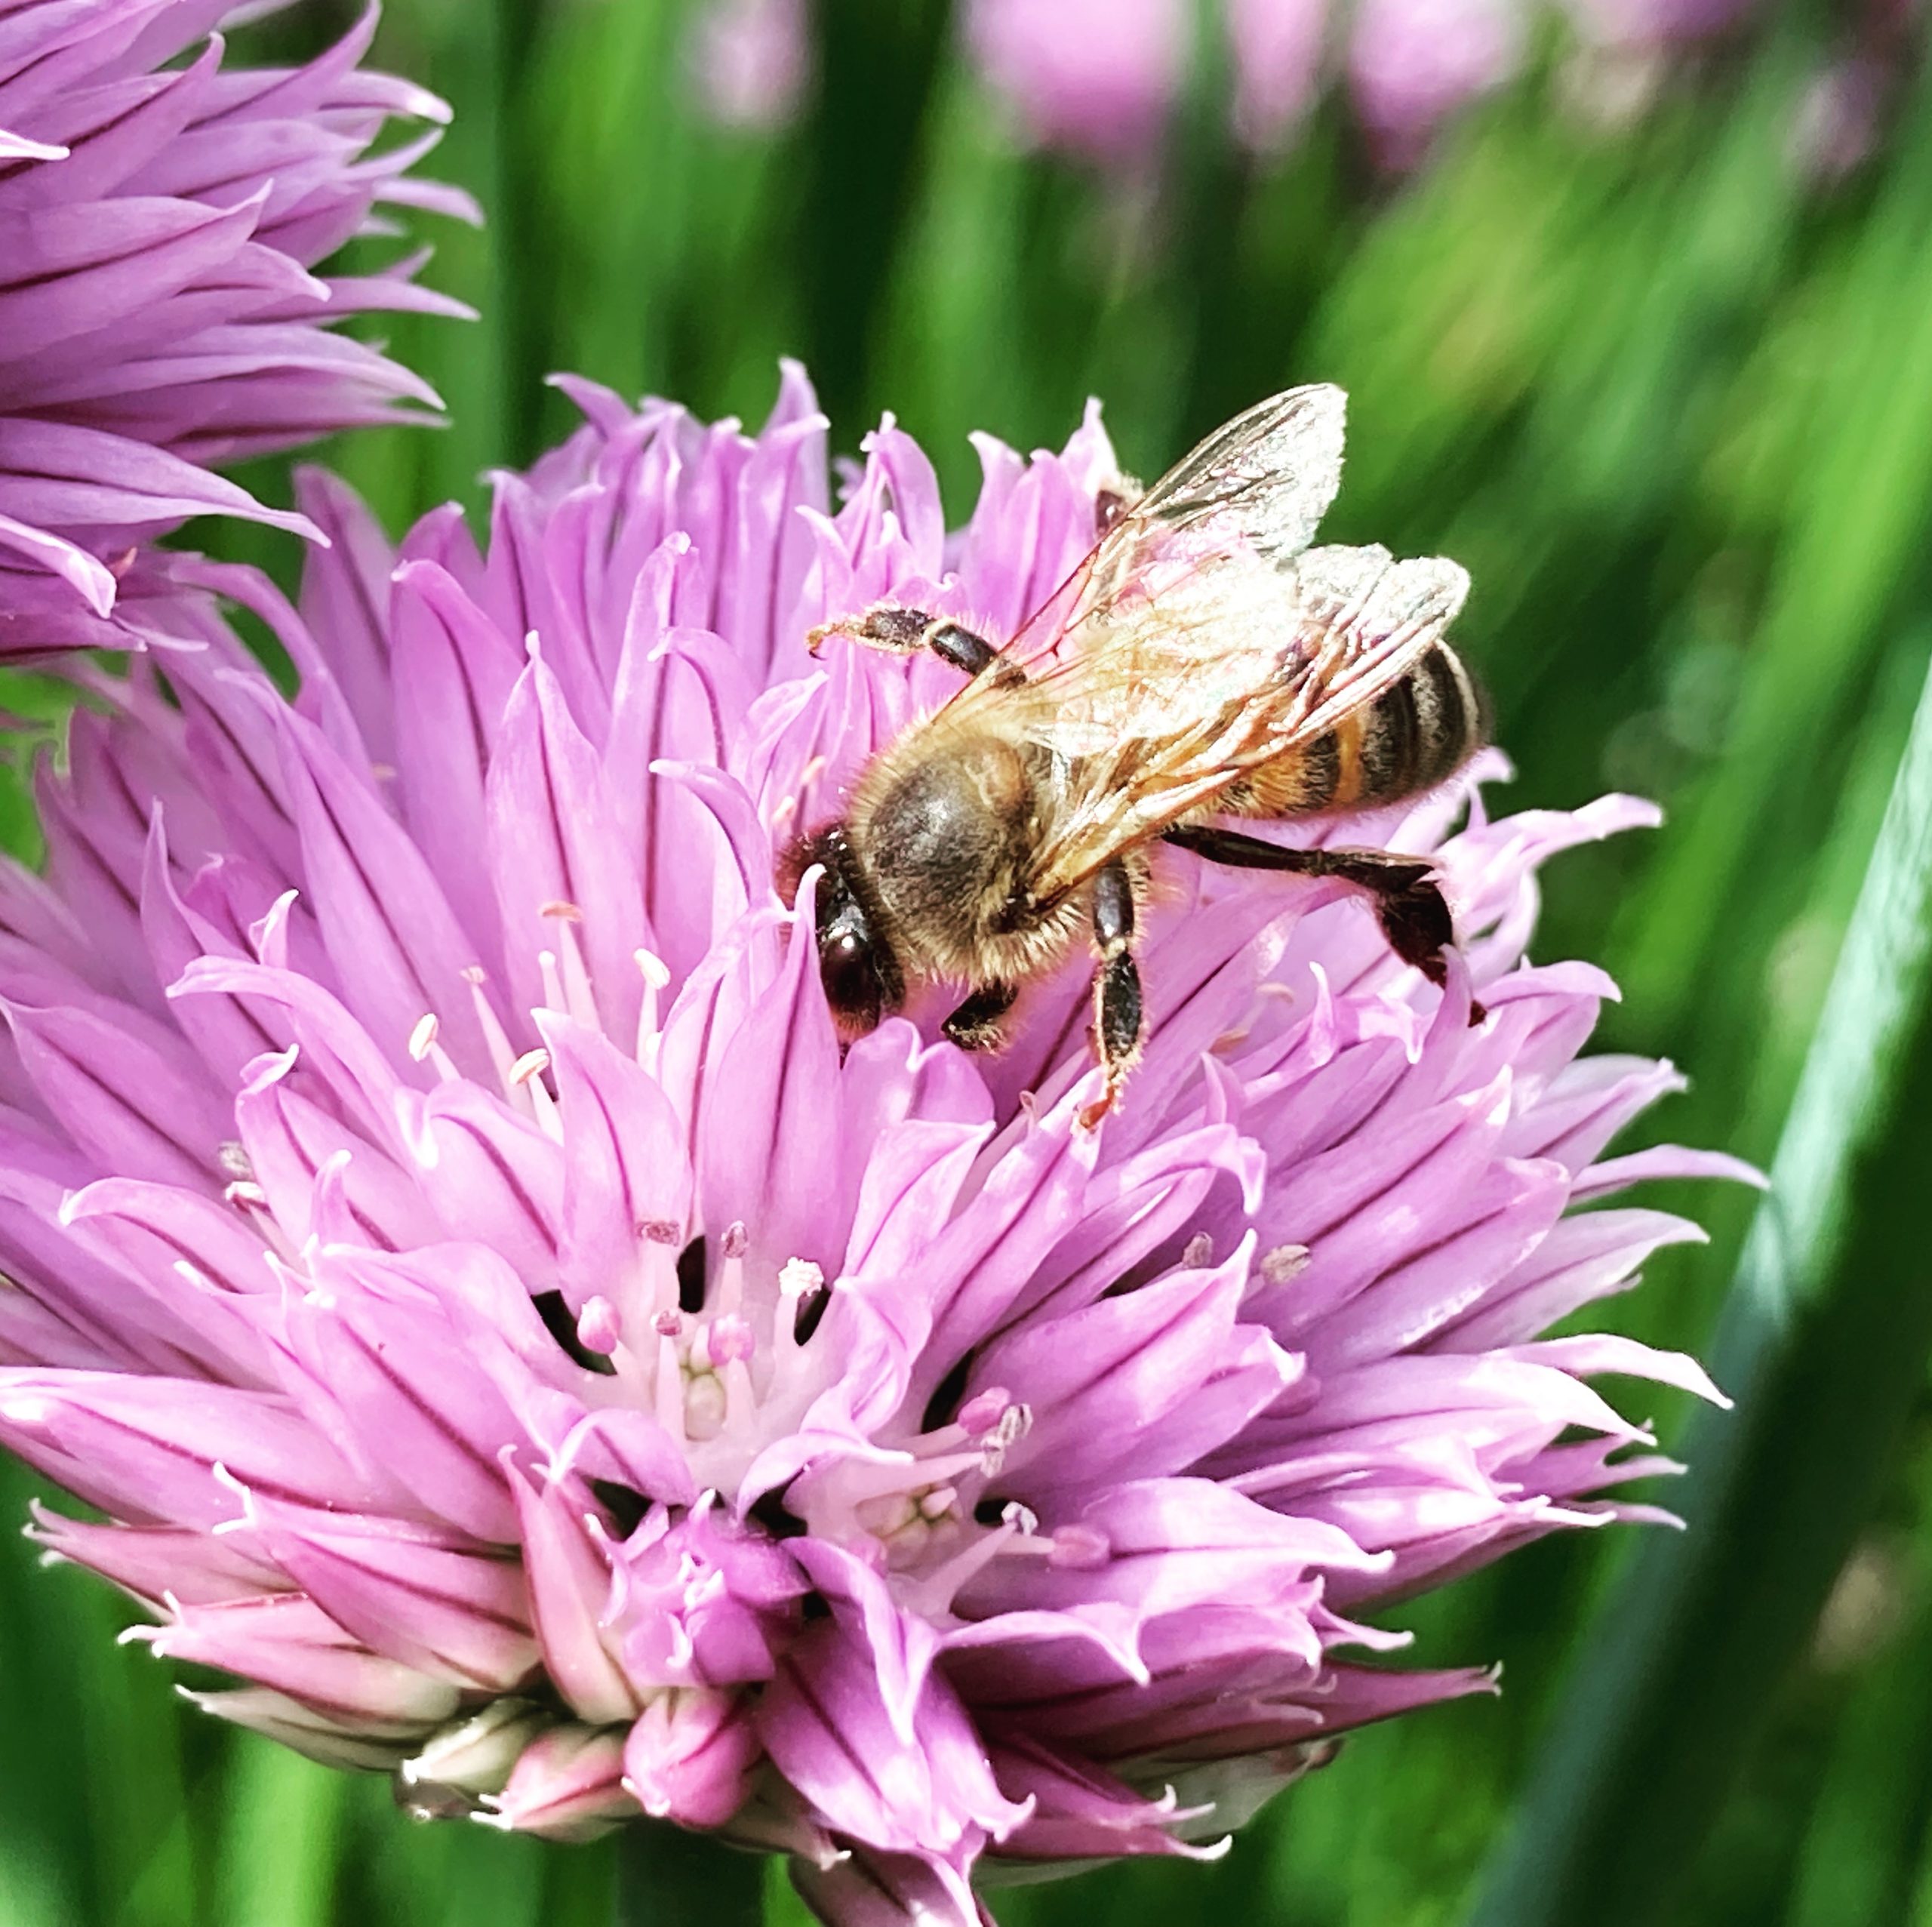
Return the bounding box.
[614,1824,766,1927]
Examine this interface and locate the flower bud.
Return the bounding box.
[398,1700,555,1818]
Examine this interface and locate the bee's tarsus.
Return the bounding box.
[1164,825,1463,1002]
[859,604,935,651]
[1090,859,1145,1111]
[1374,876,1455,984]
[812,603,1023,685]
[1095,947,1143,1070]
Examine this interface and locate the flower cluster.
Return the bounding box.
[691,0,1917,179]
[961,0,1755,171]
[0,368,1741,1922]
[0,0,475,657]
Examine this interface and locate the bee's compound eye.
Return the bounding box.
[818,926,885,1034]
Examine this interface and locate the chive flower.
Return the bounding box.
[0,368,1743,1922]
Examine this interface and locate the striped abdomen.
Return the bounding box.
[1229,640,1487,820]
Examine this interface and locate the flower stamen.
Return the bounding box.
[463,966,522,1094]
[715,1223,749,1317]
[1260,1244,1311,1286]
[635,948,671,1064]
[777,1257,828,1345]
[543,907,599,1027]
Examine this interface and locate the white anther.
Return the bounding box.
[777,1257,824,1301]
[979,1401,1032,1476]
[988,1402,1032,1452]
[635,949,671,1066]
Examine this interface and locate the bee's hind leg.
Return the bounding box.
[1080,858,1145,1129]
[805,606,1025,687]
[1162,825,1484,1024]
[943,980,1018,1051]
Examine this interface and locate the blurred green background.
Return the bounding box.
[8,0,1932,1922]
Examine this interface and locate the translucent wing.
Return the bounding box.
[936,383,1470,903]
[1017,547,1470,897]
[1005,383,1351,678]
[1118,382,1351,564]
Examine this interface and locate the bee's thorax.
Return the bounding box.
[848,731,1054,974]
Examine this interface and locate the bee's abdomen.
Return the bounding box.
[1226,642,1485,820]
[1349,641,1484,805]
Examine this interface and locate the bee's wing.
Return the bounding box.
[1123,383,1350,564]
[973,537,1471,904]
[1005,384,1351,676]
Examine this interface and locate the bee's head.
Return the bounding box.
[781,826,905,1038]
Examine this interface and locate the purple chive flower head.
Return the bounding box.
[0,367,1746,1922]
[0,0,476,657]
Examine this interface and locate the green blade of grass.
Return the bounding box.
[1469,624,1932,1927]
[214,1742,347,1927]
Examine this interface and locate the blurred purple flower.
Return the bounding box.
[1227,0,1330,150]
[0,1,477,658]
[964,0,1189,162]
[1347,0,1526,168]
[0,367,1748,1922]
[690,0,814,131]
[961,0,1518,168]
[1789,55,1888,180]
[962,0,1792,171]
[1558,0,1753,48]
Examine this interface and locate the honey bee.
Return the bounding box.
[786,385,1487,1124]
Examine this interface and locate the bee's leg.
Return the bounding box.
[1162,825,1482,1022]
[805,606,1024,686]
[1081,857,1145,1128]
[943,980,1019,1051]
